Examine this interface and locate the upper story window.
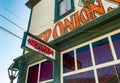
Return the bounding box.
[59,0,71,16]
[55,0,74,22]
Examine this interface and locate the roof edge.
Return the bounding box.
[25,0,41,9]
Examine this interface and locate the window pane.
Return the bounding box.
[66,0,71,11]
[39,61,53,82]
[27,64,39,83]
[97,66,119,83]
[92,38,113,65]
[111,33,120,59]
[76,45,92,69]
[59,0,71,15]
[64,71,95,83]
[59,0,66,15]
[63,50,75,73]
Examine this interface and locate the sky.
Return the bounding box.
[0,0,30,83]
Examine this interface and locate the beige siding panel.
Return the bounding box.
[29,0,54,35]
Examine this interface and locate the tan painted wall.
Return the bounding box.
[29,0,55,35]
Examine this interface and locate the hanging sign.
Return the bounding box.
[21,32,56,60]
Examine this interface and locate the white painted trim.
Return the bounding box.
[25,65,29,83]
[37,63,41,83]
[108,36,118,61]
[63,66,94,77]
[61,52,63,83]
[39,79,53,83]
[94,69,99,83]
[74,49,78,71]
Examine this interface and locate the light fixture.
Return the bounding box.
[8,62,19,83]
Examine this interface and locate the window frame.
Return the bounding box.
[61,29,120,83]
[54,0,75,22]
[26,59,54,83]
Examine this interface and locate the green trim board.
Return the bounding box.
[21,32,56,61]
[14,52,45,65]
[18,63,28,83]
[14,52,35,63]
[53,51,61,83]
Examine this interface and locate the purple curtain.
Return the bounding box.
[92,38,113,65]
[97,66,119,83]
[39,61,53,82]
[27,64,39,83]
[111,33,120,59]
[76,45,92,69]
[63,50,75,73]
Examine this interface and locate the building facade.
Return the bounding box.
[14,0,120,83]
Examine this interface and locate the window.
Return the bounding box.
[27,64,39,83]
[59,0,71,16]
[111,33,120,59]
[39,61,53,82]
[27,60,54,83]
[61,29,120,83]
[92,38,113,65]
[63,50,75,73]
[97,65,120,83]
[76,45,92,69]
[55,0,74,22]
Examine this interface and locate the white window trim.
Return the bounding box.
[39,79,53,83]
[61,28,120,83]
